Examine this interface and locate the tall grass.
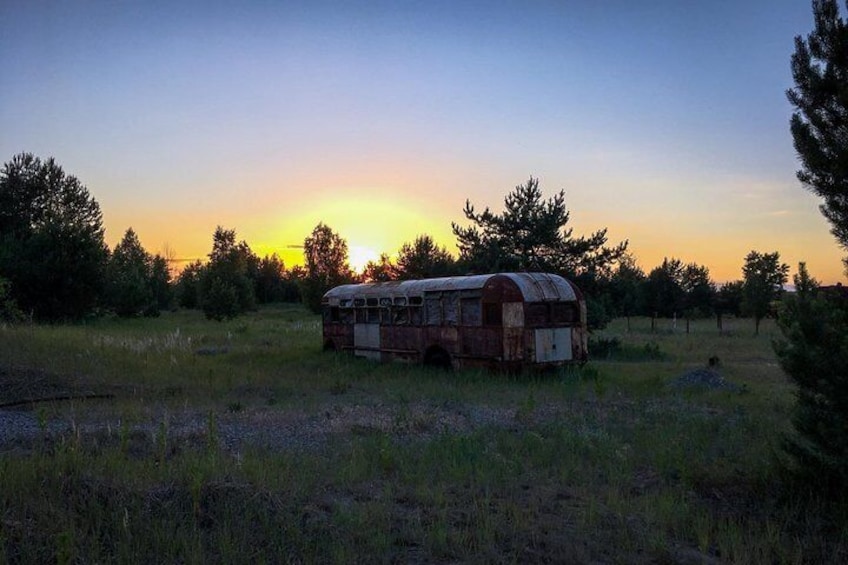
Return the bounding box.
[1,309,845,563]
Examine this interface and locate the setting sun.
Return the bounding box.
[348,245,381,272]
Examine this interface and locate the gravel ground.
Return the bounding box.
[0,400,552,455]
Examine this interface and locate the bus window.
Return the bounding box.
[410,306,422,325]
[460,298,482,326]
[483,303,502,326]
[425,297,442,325]
[526,303,549,327]
[340,309,354,324]
[367,308,380,324]
[443,292,459,326]
[392,307,409,325]
[355,308,368,324]
[551,303,576,324]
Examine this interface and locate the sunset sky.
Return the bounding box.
[1,0,844,283]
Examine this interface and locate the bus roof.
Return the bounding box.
[323,272,579,304]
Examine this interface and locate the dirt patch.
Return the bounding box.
[668,368,743,392]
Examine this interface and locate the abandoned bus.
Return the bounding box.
[321,272,588,370]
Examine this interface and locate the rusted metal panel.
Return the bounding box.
[424,326,458,349]
[503,302,524,328]
[380,326,421,353]
[459,327,500,358]
[503,327,524,361]
[534,328,573,362]
[324,273,576,305]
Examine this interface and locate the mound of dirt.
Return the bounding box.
[668,368,742,392]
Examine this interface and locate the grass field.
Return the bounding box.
[0,306,845,563]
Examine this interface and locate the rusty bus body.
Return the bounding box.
[321,272,588,371]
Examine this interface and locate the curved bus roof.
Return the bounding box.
[323,272,580,305]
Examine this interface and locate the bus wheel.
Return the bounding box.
[323,339,337,352]
[424,346,452,370]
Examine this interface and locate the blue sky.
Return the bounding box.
[1,0,841,282]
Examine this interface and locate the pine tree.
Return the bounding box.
[779,0,848,489]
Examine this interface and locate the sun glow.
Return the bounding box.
[248,186,458,274]
[348,245,381,272]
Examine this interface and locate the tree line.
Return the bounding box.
[0,154,794,330]
[0,153,787,327]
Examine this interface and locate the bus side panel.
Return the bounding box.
[503,328,524,361]
[534,328,573,362]
[573,326,589,362]
[354,324,381,361]
[324,322,353,351]
[459,327,501,359]
[380,326,424,363]
[502,302,525,362]
[424,326,458,354]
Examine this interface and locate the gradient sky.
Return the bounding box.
[1,0,843,283]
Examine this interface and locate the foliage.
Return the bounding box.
[742,250,788,335]
[644,258,686,318]
[0,276,23,322]
[149,254,173,312]
[775,264,848,490]
[175,260,203,309]
[781,1,848,494]
[0,153,108,320]
[716,280,744,317]
[680,262,715,318]
[361,253,395,282]
[643,258,715,319]
[300,223,356,313]
[199,227,257,321]
[788,0,848,257]
[451,177,627,276]
[105,228,159,317]
[394,234,456,280]
[608,253,646,320]
[255,253,300,303]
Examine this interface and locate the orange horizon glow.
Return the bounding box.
[104,188,848,287]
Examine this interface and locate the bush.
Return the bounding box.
[201,275,241,321]
[775,290,848,490]
[0,277,23,322]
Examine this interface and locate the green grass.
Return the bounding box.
[1,308,846,563]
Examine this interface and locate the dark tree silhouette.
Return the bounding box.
[777,0,848,490]
[394,235,456,280]
[644,258,686,319]
[106,228,155,317]
[608,254,646,330]
[300,223,356,313]
[175,260,203,309]
[149,254,172,312]
[0,153,108,320]
[788,0,848,254]
[680,262,715,319]
[742,250,788,335]
[452,177,627,276]
[199,226,257,320]
[361,253,395,282]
